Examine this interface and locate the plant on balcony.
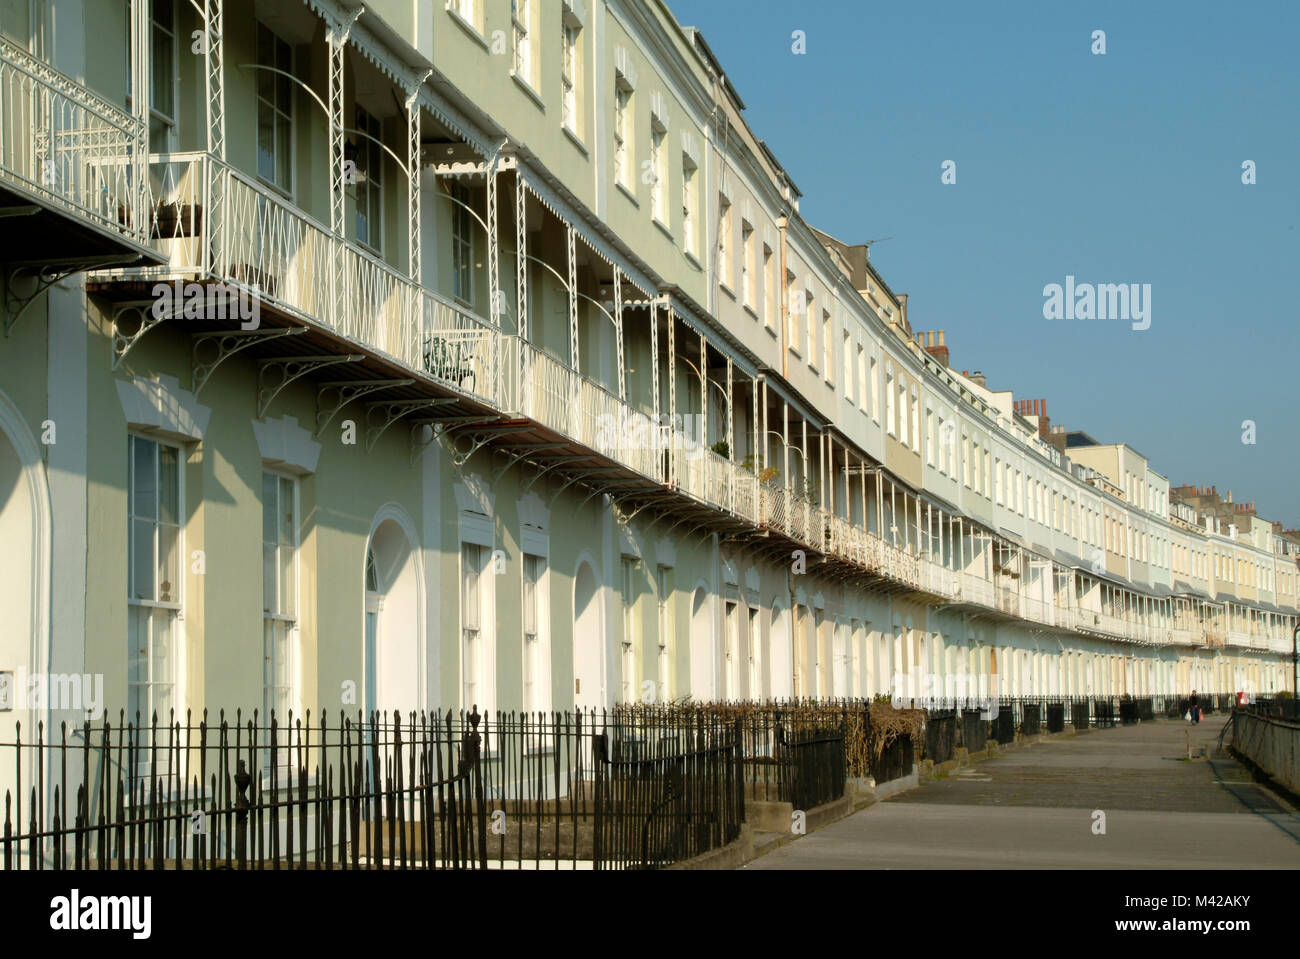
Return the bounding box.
[710,440,730,460]
[741,454,780,486]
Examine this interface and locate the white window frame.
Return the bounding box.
[511,0,532,86]
[762,244,776,330]
[621,557,638,703]
[561,16,580,135]
[649,120,667,224]
[451,180,474,306]
[461,542,487,711]
[255,21,294,196]
[522,552,550,714]
[350,105,384,255]
[262,470,300,725]
[656,565,672,700]
[613,80,632,189]
[127,433,184,727]
[681,154,697,255]
[149,0,178,150]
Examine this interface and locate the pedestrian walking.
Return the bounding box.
[1188,689,1201,724]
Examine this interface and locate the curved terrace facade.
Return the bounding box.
[0,0,1293,786]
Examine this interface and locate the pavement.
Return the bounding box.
[742,715,1300,869]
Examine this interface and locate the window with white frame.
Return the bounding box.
[128,434,182,724]
[656,565,671,700]
[256,22,293,193]
[842,333,853,401]
[786,273,799,348]
[804,289,815,359]
[822,311,833,379]
[681,154,697,254]
[522,553,546,713]
[561,15,581,135]
[717,196,732,288]
[351,105,383,253]
[149,0,177,149]
[613,81,632,188]
[869,356,878,418]
[511,0,533,86]
[262,472,298,724]
[897,381,908,446]
[461,543,486,708]
[885,367,895,436]
[910,389,920,453]
[724,600,739,698]
[451,181,473,305]
[621,557,637,703]
[746,606,760,698]
[857,345,868,411]
[762,244,775,329]
[649,121,667,222]
[741,221,754,306]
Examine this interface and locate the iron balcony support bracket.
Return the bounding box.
[445,422,532,469]
[257,354,363,418]
[315,378,415,436]
[5,254,139,337]
[366,399,463,453]
[192,327,305,395]
[490,442,569,484]
[547,467,622,509]
[409,414,488,465]
[520,455,591,496]
[112,299,174,369]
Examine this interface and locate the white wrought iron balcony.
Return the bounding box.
[0,36,152,290]
[0,38,149,250]
[105,152,505,406]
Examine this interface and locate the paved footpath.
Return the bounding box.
[743,715,1300,869]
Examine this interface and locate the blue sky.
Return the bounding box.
[669,0,1300,525]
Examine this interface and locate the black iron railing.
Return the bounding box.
[924,710,957,764]
[960,710,988,752]
[0,707,757,871]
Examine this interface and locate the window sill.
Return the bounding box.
[652,217,673,242]
[788,346,802,360]
[562,125,588,156]
[765,324,778,338]
[719,283,736,302]
[684,250,702,271]
[615,181,639,207]
[743,304,759,322]
[446,6,490,50]
[511,71,546,111]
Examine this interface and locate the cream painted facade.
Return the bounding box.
[0,0,1295,815]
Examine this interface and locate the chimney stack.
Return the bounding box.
[923,329,949,368]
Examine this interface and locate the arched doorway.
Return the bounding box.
[573,560,602,709]
[363,511,423,717]
[0,391,50,815]
[690,587,712,699]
